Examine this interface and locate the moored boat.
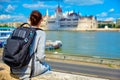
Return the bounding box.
[0,30,13,47]
[46,40,62,50]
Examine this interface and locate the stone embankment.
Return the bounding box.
[0,63,108,80]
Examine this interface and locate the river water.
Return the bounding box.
[46,31,120,59]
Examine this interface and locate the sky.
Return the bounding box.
[0,0,120,23]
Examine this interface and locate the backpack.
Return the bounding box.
[2,23,38,69]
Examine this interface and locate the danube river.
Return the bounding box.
[46,31,120,59]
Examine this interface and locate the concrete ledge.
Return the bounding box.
[32,71,108,80]
[0,63,108,80]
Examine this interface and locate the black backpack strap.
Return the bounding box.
[30,54,35,78]
[20,23,31,28]
[35,28,43,31]
[29,35,40,78]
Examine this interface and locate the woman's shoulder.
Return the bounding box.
[36,29,46,36]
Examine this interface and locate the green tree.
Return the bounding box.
[2,24,9,27]
[116,25,120,28]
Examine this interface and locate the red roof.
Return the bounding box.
[56,5,62,13]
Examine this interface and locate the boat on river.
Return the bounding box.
[46,40,62,50]
[0,28,14,47]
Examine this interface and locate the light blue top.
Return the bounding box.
[12,30,50,80]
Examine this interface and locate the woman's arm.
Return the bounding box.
[36,31,46,62]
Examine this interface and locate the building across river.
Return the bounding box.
[42,5,98,30]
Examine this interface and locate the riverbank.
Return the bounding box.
[45,28,120,32]
[0,48,118,80]
[0,48,120,68]
[46,52,120,69]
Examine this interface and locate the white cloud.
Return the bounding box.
[105,17,114,21]
[0,14,27,22]
[96,12,114,21]
[101,12,107,17]
[64,0,104,6]
[97,17,115,21]
[96,18,103,21]
[109,8,114,12]
[96,12,107,17]
[5,4,15,13]
[96,8,116,21]
[23,2,57,9]
[0,14,11,20]
[12,15,26,21]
